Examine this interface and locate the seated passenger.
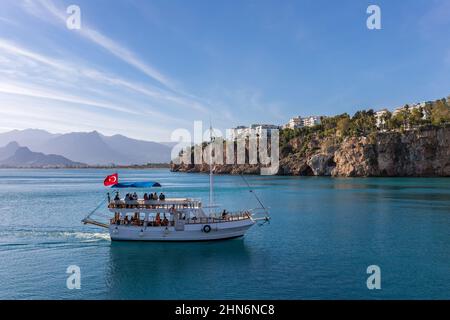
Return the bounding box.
[222,209,228,219]
[143,193,148,201]
[159,192,165,201]
[133,192,138,200]
[152,192,158,200]
[114,192,120,201]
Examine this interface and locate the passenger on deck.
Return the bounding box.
[114,192,120,201]
[132,192,138,200]
[222,209,228,219]
[124,215,129,225]
[143,193,148,201]
[155,213,161,226]
[152,192,158,200]
[107,192,111,203]
[159,192,166,201]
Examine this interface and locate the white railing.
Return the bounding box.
[109,198,202,210]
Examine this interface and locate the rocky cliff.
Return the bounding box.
[171,126,450,177]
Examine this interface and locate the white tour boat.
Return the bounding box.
[82,155,269,241]
[82,178,269,242]
[83,127,270,241]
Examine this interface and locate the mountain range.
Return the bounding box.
[0,142,84,168]
[0,129,173,166]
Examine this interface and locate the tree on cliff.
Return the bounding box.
[336,116,351,137]
[349,109,376,136]
[409,107,425,126]
[321,113,350,137]
[379,110,392,131]
[431,99,450,125]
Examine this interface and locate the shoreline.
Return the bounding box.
[0,164,171,170]
[0,166,449,178]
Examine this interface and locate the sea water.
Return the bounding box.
[0,169,449,299]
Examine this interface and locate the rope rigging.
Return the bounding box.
[83,197,108,221]
[239,174,270,225]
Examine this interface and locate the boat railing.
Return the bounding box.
[186,211,252,224]
[111,216,175,227]
[110,211,252,227]
[109,198,202,210]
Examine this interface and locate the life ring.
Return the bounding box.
[203,225,211,233]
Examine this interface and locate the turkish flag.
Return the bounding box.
[104,173,118,186]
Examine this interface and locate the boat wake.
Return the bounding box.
[0,226,110,250]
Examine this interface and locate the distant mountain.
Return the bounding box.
[0,129,59,150]
[0,141,20,161]
[0,146,85,168]
[101,134,171,164]
[37,131,130,165]
[0,129,172,165]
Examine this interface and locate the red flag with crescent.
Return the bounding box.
[104,173,118,186]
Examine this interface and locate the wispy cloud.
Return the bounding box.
[2,0,271,139]
[0,37,201,109]
[16,0,214,115]
[0,36,196,139]
[22,0,175,91]
[0,80,139,115]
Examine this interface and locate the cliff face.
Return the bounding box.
[375,127,450,176]
[171,127,450,177]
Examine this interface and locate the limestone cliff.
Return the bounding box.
[171,126,450,177]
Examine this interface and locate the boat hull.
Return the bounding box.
[108,219,255,241]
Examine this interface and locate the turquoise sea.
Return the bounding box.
[0,169,449,299]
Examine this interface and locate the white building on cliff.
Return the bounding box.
[284,115,322,129]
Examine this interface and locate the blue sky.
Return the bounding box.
[0,0,449,141]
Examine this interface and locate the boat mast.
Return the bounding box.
[209,123,213,214]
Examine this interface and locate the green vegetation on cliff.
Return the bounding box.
[172,95,450,177]
[279,96,450,156]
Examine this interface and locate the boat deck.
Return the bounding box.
[110,212,252,227]
[108,198,202,210]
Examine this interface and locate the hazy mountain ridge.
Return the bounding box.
[0,142,85,168]
[0,141,21,160]
[0,129,172,165]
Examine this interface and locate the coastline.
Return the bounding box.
[0,163,171,170]
[171,125,450,177]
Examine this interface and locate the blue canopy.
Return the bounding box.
[111,181,161,188]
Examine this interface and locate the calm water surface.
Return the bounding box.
[0,169,449,299]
